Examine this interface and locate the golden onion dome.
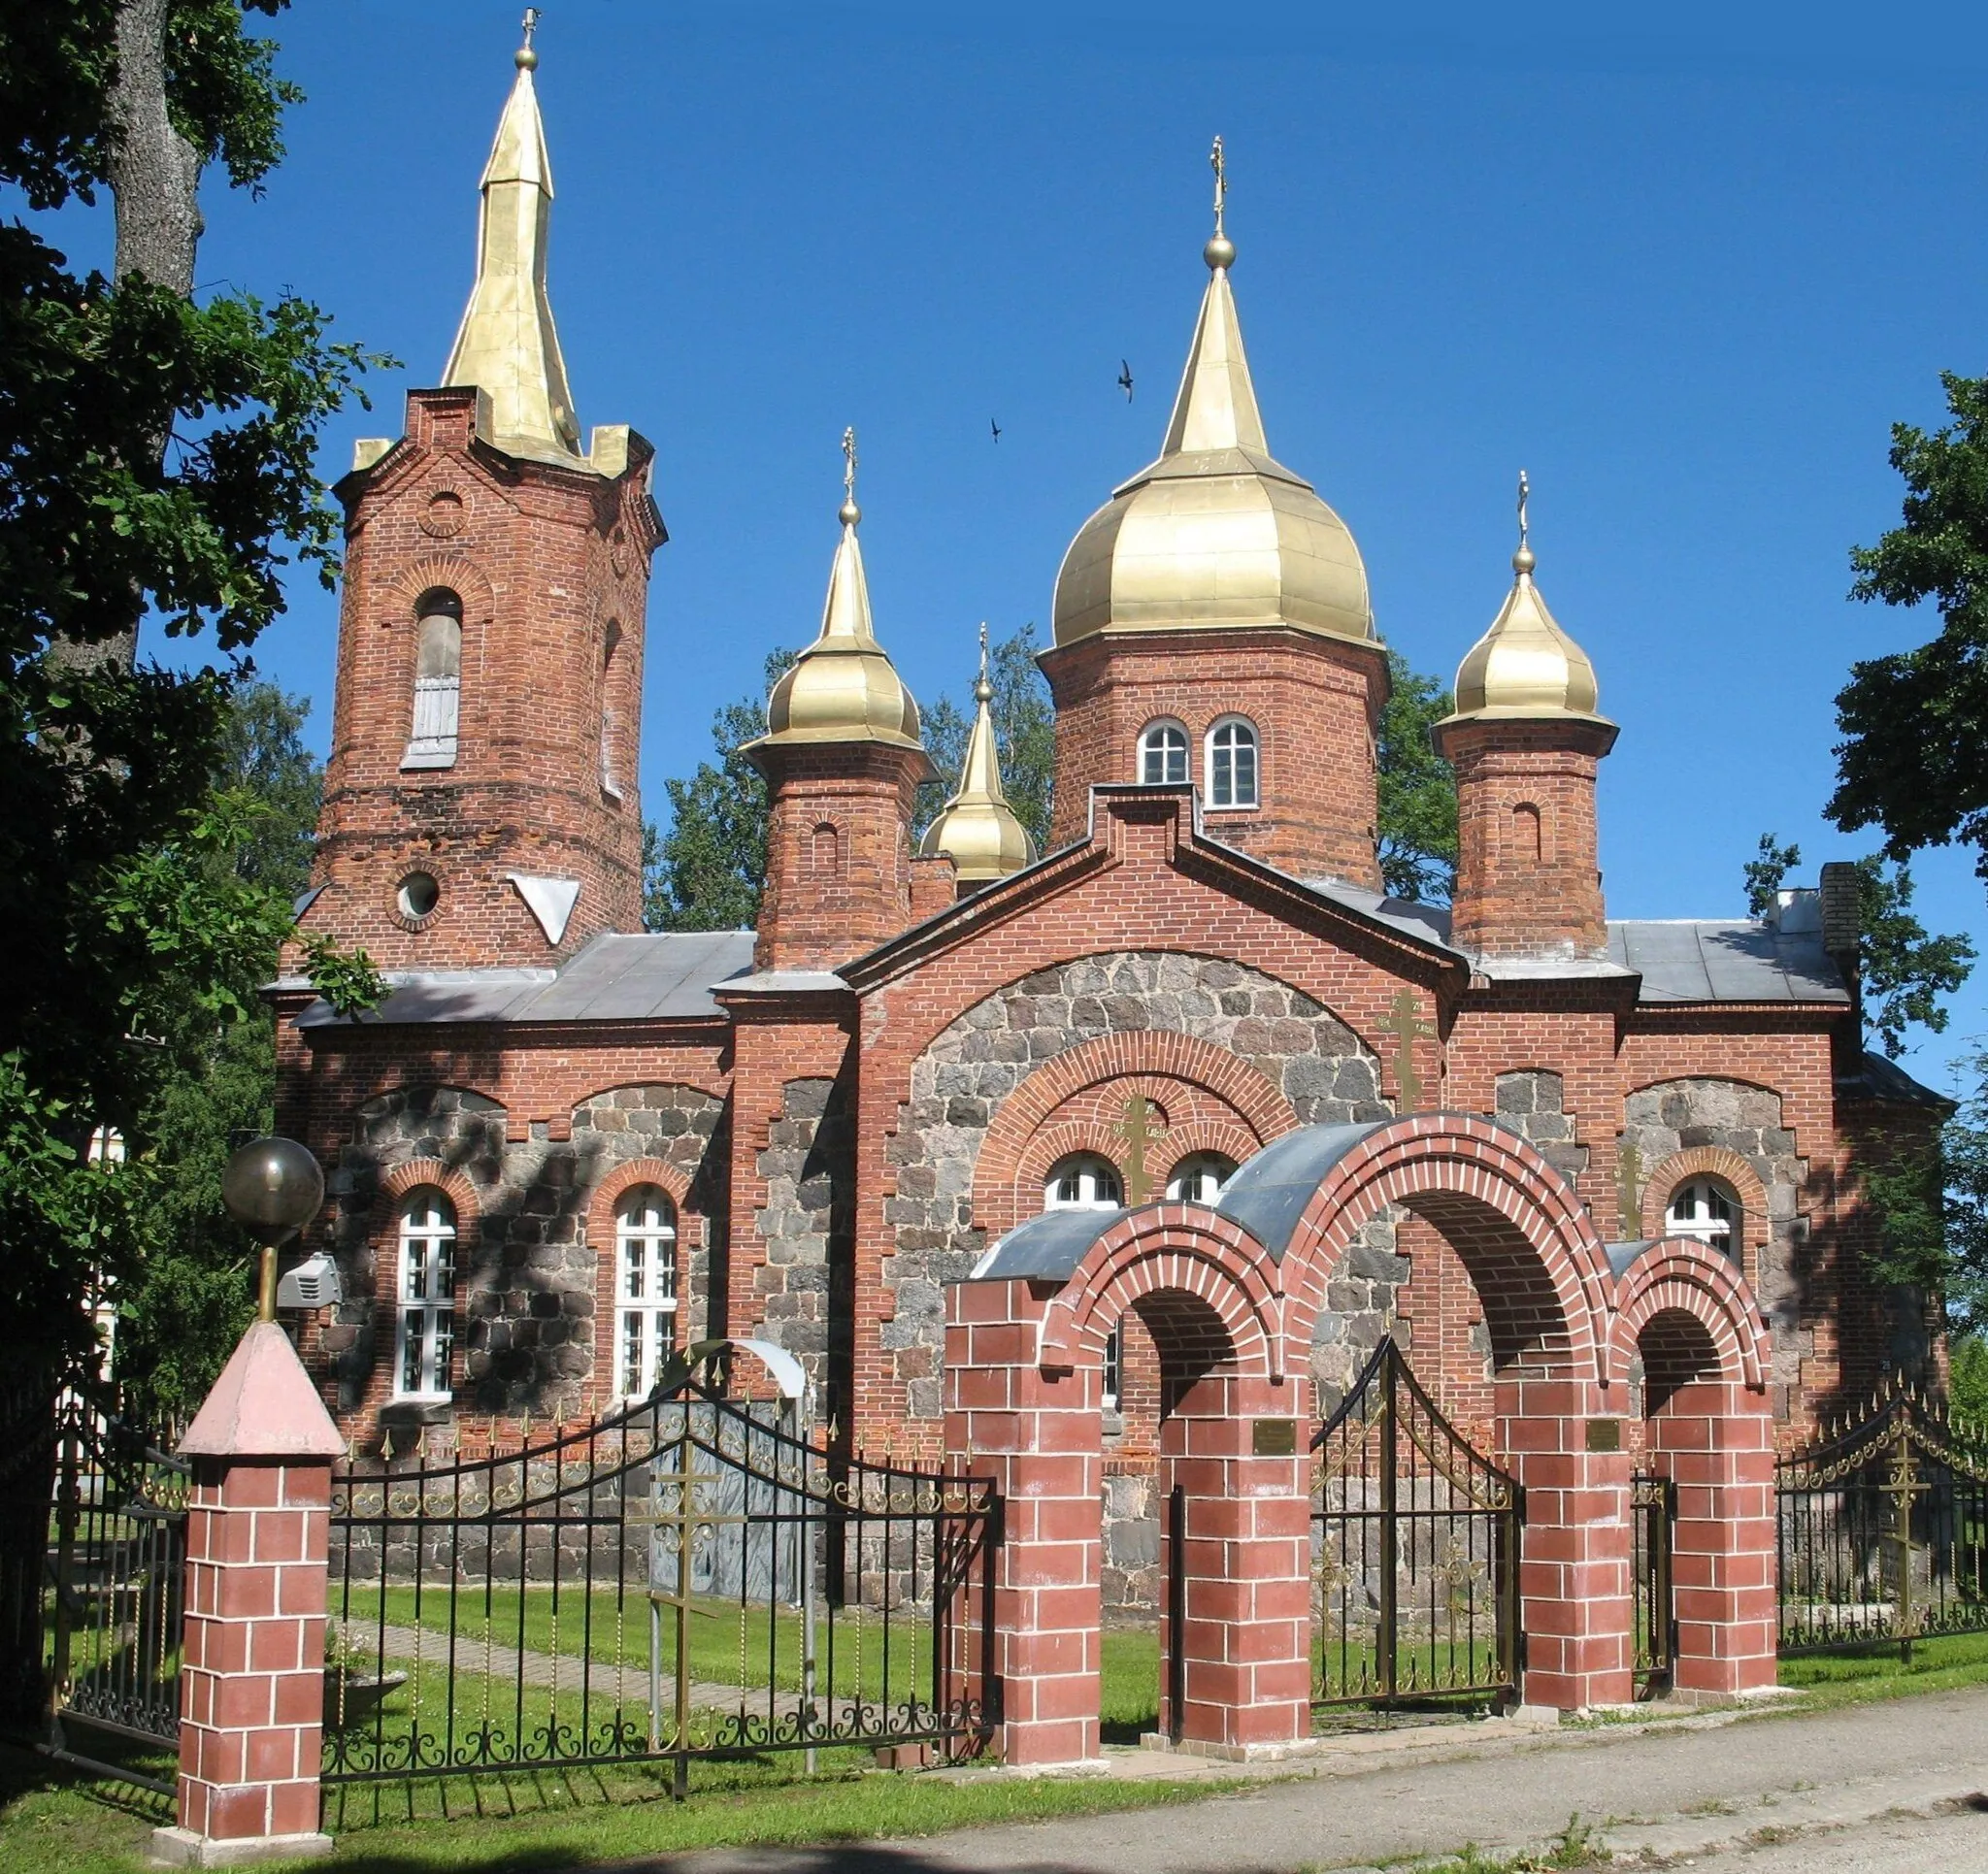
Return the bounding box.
[1051,230,1374,648]
[919,630,1037,887]
[1441,486,1611,729]
[749,431,928,759]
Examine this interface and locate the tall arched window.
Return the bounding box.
[1666,1177,1740,1266]
[599,620,624,801]
[1138,721,1188,785]
[614,1185,679,1398]
[1044,1153,1123,1210]
[1207,717,1259,809]
[404,588,463,771]
[809,822,843,879]
[1512,802,1542,863]
[395,1188,456,1398]
[1165,1152,1238,1203]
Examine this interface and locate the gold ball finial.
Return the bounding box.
[1205,134,1233,270]
[840,424,861,528]
[1513,468,1533,575]
[516,7,540,68]
[974,623,993,705]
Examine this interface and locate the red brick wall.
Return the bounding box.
[298,388,659,970]
[1039,627,1388,887]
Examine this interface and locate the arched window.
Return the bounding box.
[1044,1153,1123,1210]
[613,1185,678,1398]
[404,589,463,771]
[1513,802,1542,863]
[1102,1321,1123,1411]
[1666,1177,1740,1266]
[1138,721,1189,786]
[1207,717,1259,809]
[599,620,623,801]
[809,822,842,879]
[395,1188,456,1398]
[1165,1152,1238,1203]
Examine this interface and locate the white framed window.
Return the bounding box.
[613,1184,679,1398]
[404,589,464,771]
[395,1189,456,1399]
[1044,1154,1123,1210]
[1138,721,1189,786]
[1206,717,1259,809]
[1666,1178,1740,1265]
[1102,1321,1124,1411]
[1165,1152,1238,1203]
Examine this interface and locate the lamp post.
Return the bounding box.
[219,1136,326,1322]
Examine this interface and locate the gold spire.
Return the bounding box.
[919,625,1037,886]
[749,430,931,759]
[1052,138,1374,648]
[1441,473,1612,727]
[441,11,583,463]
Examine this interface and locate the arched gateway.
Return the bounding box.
[944,1113,1776,1766]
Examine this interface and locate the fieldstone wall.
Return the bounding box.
[1494,1070,1589,1188]
[754,1077,854,1409]
[325,1081,725,1423]
[886,951,1392,1424]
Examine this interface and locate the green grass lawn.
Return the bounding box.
[1775,1626,1988,1707]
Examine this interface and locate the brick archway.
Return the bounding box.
[1638,1146,1773,1291]
[1613,1238,1777,1697]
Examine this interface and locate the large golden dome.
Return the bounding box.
[1051,244,1374,648]
[1442,537,1610,729]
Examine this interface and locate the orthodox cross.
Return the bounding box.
[1381,989,1437,1111]
[842,425,857,504]
[1113,1093,1169,1206]
[1516,468,1531,552]
[520,8,540,49]
[1616,1136,1644,1239]
[1209,135,1228,237]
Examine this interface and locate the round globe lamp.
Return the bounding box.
[220,1136,326,1321]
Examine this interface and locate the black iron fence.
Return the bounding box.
[1776,1383,1988,1659]
[1631,1470,1674,1696]
[325,1381,999,1793]
[1312,1338,1521,1710]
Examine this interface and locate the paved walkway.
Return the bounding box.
[642,1688,1988,1872]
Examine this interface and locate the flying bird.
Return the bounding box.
[1117,359,1134,402]
[990,417,1002,444]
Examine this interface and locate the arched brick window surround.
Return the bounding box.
[1611,1236,1771,1396]
[974,1031,1296,1235]
[1638,1145,1772,1291]
[369,1158,481,1405]
[585,1158,698,1412]
[1040,1208,1282,1386]
[1280,1113,1614,1385]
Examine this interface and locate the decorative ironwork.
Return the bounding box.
[1776,1380,1988,1659]
[1631,1470,1674,1696]
[1311,1338,1521,1710]
[324,1379,998,1794]
[35,1384,190,1795]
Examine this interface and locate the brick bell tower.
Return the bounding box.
[743,432,936,971]
[299,24,663,971]
[1432,478,1616,960]
[1039,146,1390,888]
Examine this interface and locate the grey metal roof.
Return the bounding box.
[970,1207,1129,1283]
[1212,1121,1390,1262]
[1607,921,1848,1004]
[296,931,756,1029]
[1302,881,1456,951]
[1838,1049,1952,1110]
[1606,1239,1661,1281]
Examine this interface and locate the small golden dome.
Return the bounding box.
[1441,503,1611,728]
[919,629,1037,886]
[750,434,928,758]
[1051,240,1374,648]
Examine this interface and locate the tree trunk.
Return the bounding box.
[47,0,204,674]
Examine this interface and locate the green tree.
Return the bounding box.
[1376,651,1458,903]
[915,622,1056,854]
[1828,372,1988,881]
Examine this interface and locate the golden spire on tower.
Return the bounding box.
[919,625,1036,887]
[442,10,582,463]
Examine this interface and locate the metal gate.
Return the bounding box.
[325,1378,999,1792]
[1631,1470,1674,1696]
[1312,1338,1521,1709]
[1777,1383,1988,1658]
[41,1387,191,1793]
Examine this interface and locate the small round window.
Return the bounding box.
[397,871,440,921]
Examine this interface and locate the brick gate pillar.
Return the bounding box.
[1652,1379,1776,1695]
[944,1277,1103,1767]
[1159,1372,1310,1756]
[1500,1377,1635,1713]
[152,1322,348,1867]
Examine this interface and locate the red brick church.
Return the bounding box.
[279,37,1940,1590]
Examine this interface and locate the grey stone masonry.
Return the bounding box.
[1493,1069,1590,1189]
[753,1077,854,1413]
[886,951,1390,1421]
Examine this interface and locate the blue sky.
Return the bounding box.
[53,3,1988,1087]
